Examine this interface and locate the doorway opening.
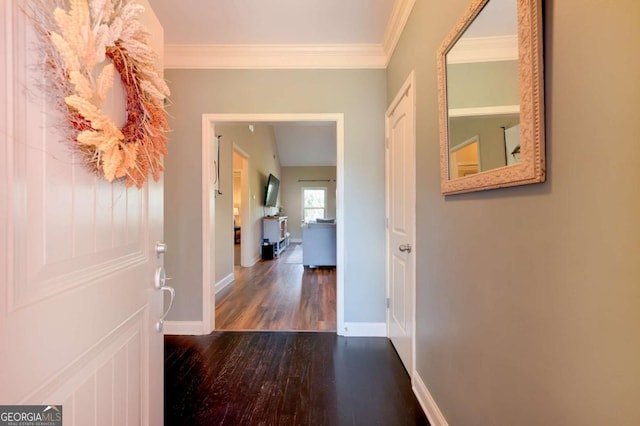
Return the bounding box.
[202,114,345,334]
[232,147,250,267]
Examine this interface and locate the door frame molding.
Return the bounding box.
[385,70,417,379]
[201,113,345,334]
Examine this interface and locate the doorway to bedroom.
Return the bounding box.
[202,114,343,333]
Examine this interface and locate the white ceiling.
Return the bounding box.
[148,0,396,45]
[273,122,336,167]
[147,0,415,69]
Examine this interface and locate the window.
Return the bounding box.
[302,187,327,223]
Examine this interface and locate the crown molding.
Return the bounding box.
[164,43,387,69]
[446,35,518,64]
[383,0,416,64]
[163,0,417,69]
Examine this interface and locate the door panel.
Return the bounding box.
[386,74,416,375]
[392,256,408,331]
[0,1,165,424]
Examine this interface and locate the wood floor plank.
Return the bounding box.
[216,244,337,331]
[165,332,429,426]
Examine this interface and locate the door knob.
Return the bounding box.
[398,244,412,253]
[155,242,167,258]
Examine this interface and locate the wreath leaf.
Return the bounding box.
[102,144,123,182]
[69,70,93,99]
[95,63,115,102]
[140,80,165,103]
[65,94,101,123]
[50,32,80,72]
[119,3,145,22]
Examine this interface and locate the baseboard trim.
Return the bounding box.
[214,273,235,294]
[242,255,261,267]
[290,238,302,243]
[162,321,204,335]
[413,371,449,426]
[341,322,387,337]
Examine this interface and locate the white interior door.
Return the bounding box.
[386,72,416,375]
[0,1,166,424]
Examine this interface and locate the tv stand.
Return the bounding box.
[262,216,289,257]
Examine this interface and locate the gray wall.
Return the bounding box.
[387,0,640,424]
[216,124,281,278]
[165,69,387,323]
[280,166,337,240]
[447,60,519,108]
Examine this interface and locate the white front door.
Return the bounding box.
[386,72,416,375]
[0,1,166,424]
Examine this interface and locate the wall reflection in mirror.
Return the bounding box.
[445,0,519,179]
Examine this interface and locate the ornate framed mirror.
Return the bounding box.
[438,0,545,195]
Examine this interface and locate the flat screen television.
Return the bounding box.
[264,173,280,207]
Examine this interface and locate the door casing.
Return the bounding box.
[201,113,345,335]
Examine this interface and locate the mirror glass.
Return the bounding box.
[438,0,545,194]
[446,0,518,178]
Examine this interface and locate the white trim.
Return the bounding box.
[202,113,345,335]
[448,105,520,117]
[413,372,449,426]
[335,117,345,335]
[162,321,205,336]
[215,273,235,295]
[290,238,303,244]
[342,322,387,337]
[163,1,417,70]
[383,0,416,64]
[165,44,386,69]
[447,35,518,64]
[201,117,214,334]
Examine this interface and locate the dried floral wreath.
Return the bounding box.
[29,0,170,188]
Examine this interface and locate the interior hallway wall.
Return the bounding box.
[386,0,640,424]
[164,69,386,325]
[214,124,281,285]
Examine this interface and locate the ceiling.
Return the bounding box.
[273,122,336,167]
[147,0,414,69]
[147,1,404,166]
[148,0,396,45]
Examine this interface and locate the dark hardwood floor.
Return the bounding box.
[165,332,429,426]
[216,244,336,331]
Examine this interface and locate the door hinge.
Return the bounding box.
[385,137,389,149]
[385,217,389,229]
[386,297,390,309]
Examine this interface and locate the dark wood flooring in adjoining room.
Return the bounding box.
[165,332,429,425]
[216,244,336,331]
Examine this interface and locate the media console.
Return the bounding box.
[262,216,289,257]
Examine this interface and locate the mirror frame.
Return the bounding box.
[437,0,545,195]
